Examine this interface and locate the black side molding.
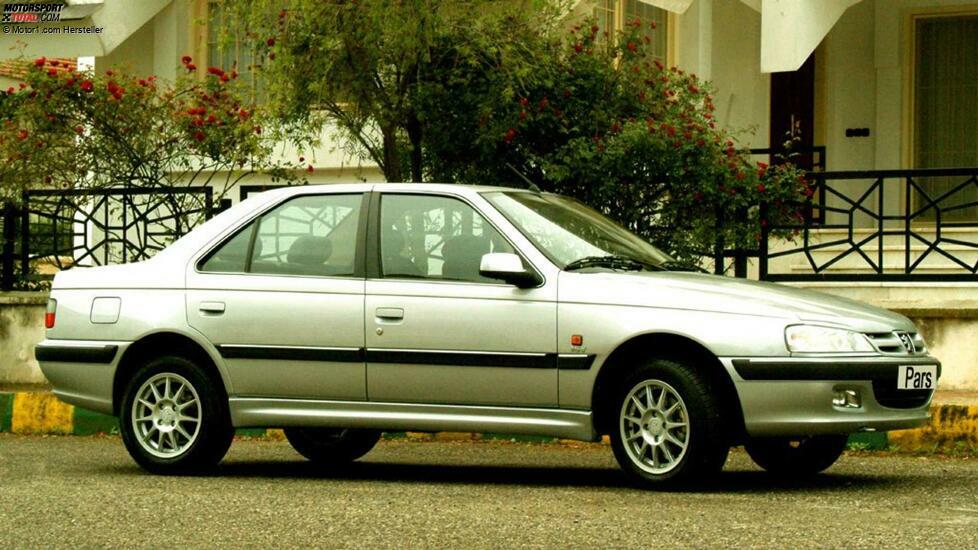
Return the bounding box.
[217,345,364,363]
[35,344,118,364]
[216,345,597,370]
[732,358,942,381]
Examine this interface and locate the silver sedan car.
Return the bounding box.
[36,184,939,487]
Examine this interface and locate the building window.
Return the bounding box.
[206,1,266,103]
[591,0,669,63]
[913,14,978,219]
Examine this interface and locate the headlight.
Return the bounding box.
[785,325,875,353]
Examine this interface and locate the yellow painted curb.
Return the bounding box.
[889,405,978,451]
[11,392,73,435]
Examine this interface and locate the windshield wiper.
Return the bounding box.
[564,255,661,272]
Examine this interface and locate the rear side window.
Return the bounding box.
[199,193,363,277]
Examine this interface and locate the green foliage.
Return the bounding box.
[0,56,302,205]
[422,17,810,265]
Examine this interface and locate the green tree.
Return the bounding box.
[216,0,564,183]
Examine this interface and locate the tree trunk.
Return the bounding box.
[406,111,423,183]
[381,127,402,182]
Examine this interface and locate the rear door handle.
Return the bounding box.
[375,307,404,320]
[199,301,226,314]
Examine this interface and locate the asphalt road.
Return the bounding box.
[1,435,976,549]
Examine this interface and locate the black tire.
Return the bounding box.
[119,355,233,475]
[284,428,381,464]
[609,358,729,489]
[745,435,848,476]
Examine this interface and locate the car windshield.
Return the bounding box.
[483,191,674,270]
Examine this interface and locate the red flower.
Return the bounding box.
[181,55,192,65]
[757,183,766,193]
[268,53,276,60]
[267,37,276,47]
[34,57,46,67]
[538,97,549,110]
[626,42,637,52]
[654,60,664,70]
[610,122,621,133]
[186,63,197,71]
[519,97,529,106]
[307,164,314,172]
[519,110,527,121]
[194,130,205,141]
[207,66,224,76]
[219,74,229,83]
[253,125,262,134]
[74,125,84,134]
[80,80,93,92]
[590,24,599,33]
[688,84,699,94]
[230,70,238,79]
[278,9,286,18]
[16,129,28,140]
[50,60,60,67]
[574,43,584,53]
[651,21,658,29]
[736,171,746,181]
[504,128,517,143]
[6,87,13,94]
[47,69,57,77]
[207,114,217,124]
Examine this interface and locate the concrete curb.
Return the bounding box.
[1,392,975,453]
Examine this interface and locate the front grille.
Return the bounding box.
[871,379,933,409]
[866,332,927,355]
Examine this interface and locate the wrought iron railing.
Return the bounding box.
[0,187,214,289]
[759,167,978,281]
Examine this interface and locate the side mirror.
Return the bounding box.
[479,253,541,288]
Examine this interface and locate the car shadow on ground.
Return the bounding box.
[198,459,904,494]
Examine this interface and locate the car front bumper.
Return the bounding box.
[722,356,940,437]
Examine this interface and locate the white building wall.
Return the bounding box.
[705,0,769,148]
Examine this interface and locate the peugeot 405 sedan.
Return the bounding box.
[36,183,940,487]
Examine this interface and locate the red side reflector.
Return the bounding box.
[570,334,583,346]
[45,299,57,329]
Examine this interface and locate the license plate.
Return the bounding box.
[897,365,937,390]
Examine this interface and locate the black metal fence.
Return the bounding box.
[759,167,978,281]
[4,169,978,289]
[1,187,215,290]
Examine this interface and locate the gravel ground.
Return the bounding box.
[1,434,976,549]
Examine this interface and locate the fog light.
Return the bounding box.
[833,389,861,408]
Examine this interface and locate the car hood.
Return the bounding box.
[558,270,914,333]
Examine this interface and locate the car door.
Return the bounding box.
[186,192,368,400]
[364,191,558,407]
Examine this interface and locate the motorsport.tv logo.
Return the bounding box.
[2,2,64,24]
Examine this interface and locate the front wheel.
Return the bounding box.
[119,355,233,475]
[745,435,848,476]
[609,358,729,488]
[284,428,381,465]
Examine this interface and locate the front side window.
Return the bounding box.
[484,191,672,270]
[200,193,363,277]
[379,194,515,283]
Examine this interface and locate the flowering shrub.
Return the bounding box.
[422,18,809,266]
[0,56,299,205]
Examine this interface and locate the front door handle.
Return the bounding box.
[375,307,404,320]
[199,301,226,314]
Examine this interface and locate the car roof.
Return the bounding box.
[260,182,530,200]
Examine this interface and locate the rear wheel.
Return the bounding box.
[609,358,729,488]
[120,355,233,475]
[284,428,381,465]
[745,435,848,476]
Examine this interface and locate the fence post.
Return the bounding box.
[713,206,725,275]
[1,203,15,291]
